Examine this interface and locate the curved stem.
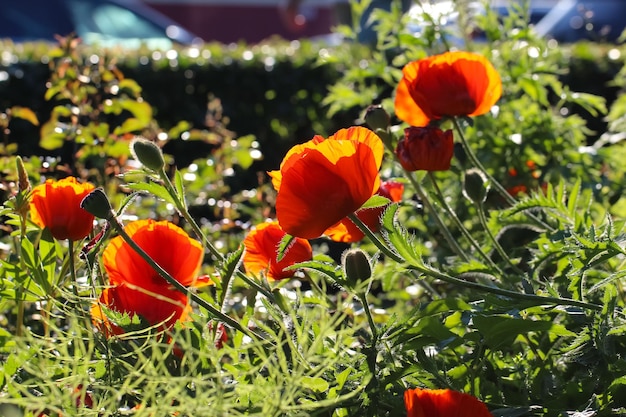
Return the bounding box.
[405,172,469,261]
[358,293,379,343]
[475,201,525,275]
[347,213,403,263]
[427,172,503,274]
[158,168,276,302]
[410,262,602,312]
[109,218,271,344]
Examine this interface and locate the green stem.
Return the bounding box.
[158,168,276,302]
[347,213,403,263]
[348,203,601,311]
[410,262,602,312]
[475,201,525,275]
[358,293,378,343]
[68,239,79,301]
[405,172,470,261]
[451,117,554,232]
[427,172,503,274]
[108,218,270,343]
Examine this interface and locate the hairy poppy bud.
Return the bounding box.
[81,188,115,221]
[364,105,390,131]
[130,137,165,171]
[342,248,372,288]
[462,168,489,204]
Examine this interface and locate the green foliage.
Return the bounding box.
[2,0,626,416]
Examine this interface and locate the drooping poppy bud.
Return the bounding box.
[396,126,454,172]
[463,168,489,204]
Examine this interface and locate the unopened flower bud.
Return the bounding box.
[462,168,489,204]
[80,188,115,220]
[364,105,390,131]
[342,248,372,288]
[15,156,31,193]
[130,137,165,171]
[396,126,454,172]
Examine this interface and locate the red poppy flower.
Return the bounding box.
[404,388,493,417]
[91,220,205,334]
[395,51,502,127]
[325,180,404,243]
[396,126,454,172]
[243,220,312,280]
[29,176,95,241]
[269,126,384,239]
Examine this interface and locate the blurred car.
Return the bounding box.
[406,0,556,45]
[0,0,201,48]
[533,0,626,43]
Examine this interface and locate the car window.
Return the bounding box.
[535,0,626,42]
[65,0,175,47]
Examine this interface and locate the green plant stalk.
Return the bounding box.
[68,239,79,300]
[404,172,470,261]
[358,292,379,343]
[108,218,271,344]
[158,167,276,302]
[475,200,525,275]
[451,117,554,231]
[427,172,503,274]
[348,213,603,312]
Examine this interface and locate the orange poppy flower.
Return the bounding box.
[91,219,205,333]
[243,221,312,280]
[29,176,95,241]
[396,126,455,172]
[395,51,502,127]
[268,126,384,239]
[325,180,404,243]
[404,388,493,417]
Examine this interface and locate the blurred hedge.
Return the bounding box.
[0,39,623,170]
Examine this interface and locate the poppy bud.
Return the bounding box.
[364,105,390,131]
[15,156,31,193]
[342,248,372,288]
[462,168,489,204]
[80,188,115,221]
[130,137,165,171]
[396,126,454,172]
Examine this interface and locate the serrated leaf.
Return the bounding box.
[297,260,344,283]
[473,315,575,349]
[361,195,391,210]
[219,244,244,304]
[276,233,295,263]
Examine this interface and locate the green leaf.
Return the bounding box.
[174,169,187,209]
[361,195,391,210]
[301,376,329,393]
[276,233,295,263]
[473,315,575,349]
[11,106,39,125]
[126,182,176,205]
[218,244,244,304]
